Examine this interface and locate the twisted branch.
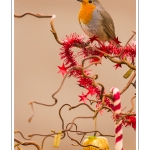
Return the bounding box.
[50,15,64,45]
[14,12,52,18]
[14,138,42,150]
[121,71,136,94]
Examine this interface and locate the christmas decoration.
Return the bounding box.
[14,12,136,150]
[82,136,109,150]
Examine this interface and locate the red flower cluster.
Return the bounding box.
[57,33,136,130]
[122,115,136,130]
[58,33,103,101]
[104,97,114,111]
[60,34,84,65]
[78,78,101,102]
[112,113,136,130]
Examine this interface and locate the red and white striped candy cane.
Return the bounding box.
[110,87,123,150]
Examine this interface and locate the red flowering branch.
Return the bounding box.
[94,48,136,70]
[110,30,136,58]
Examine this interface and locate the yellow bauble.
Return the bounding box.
[82,136,109,150]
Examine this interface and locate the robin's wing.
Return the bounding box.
[97,9,116,40]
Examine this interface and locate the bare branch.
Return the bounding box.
[50,15,64,45]
[14,12,52,18]
[121,71,136,94]
[14,138,42,150]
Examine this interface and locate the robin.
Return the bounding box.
[77,0,116,42]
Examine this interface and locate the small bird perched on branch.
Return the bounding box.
[77,0,116,42]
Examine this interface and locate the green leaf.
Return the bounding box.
[123,69,133,79]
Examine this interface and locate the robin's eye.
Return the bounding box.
[89,0,92,3]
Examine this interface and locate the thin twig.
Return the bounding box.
[125,30,136,46]
[121,71,136,94]
[126,95,136,114]
[14,130,32,140]
[69,103,95,112]
[66,124,103,150]
[50,15,64,45]
[28,98,57,122]
[94,47,136,70]
[59,104,71,139]
[14,12,52,18]
[14,137,42,150]
[110,30,136,58]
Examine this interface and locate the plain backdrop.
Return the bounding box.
[14,0,136,150]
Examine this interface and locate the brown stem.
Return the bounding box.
[14,143,23,150]
[50,15,64,45]
[66,126,103,150]
[29,132,58,149]
[51,66,78,104]
[122,113,136,116]
[51,64,99,108]
[14,12,52,18]
[28,98,57,122]
[14,137,42,150]
[82,55,102,67]
[69,103,95,112]
[108,57,136,70]
[80,134,86,143]
[28,133,54,138]
[94,48,136,70]
[97,83,105,100]
[41,134,56,149]
[59,104,71,139]
[125,30,136,46]
[110,30,136,58]
[103,106,114,113]
[126,95,136,114]
[121,71,136,94]
[88,99,99,105]
[66,126,115,137]
[14,130,32,140]
[81,55,101,80]
[65,115,97,132]
[66,106,103,132]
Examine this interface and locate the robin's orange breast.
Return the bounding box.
[78,3,96,24]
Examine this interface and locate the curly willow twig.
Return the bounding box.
[14,12,52,18]
[14,138,42,150]
[14,11,136,150]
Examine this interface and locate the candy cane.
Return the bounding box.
[110,87,123,150]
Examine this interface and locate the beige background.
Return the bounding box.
[14,0,136,150]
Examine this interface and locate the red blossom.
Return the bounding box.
[96,101,103,115]
[58,33,136,117]
[86,86,97,96]
[57,63,67,76]
[104,97,114,111]
[89,35,99,43]
[59,33,85,77]
[83,69,92,76]
[77,77,93,88]
[113,63,122,70]
[122,115,136,130]
[79,92,88,103]
[90,57,101,66]
[113,37,121,45]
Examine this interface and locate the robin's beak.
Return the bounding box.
[77,0,83,2]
